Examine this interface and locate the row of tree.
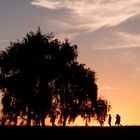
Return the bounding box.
[0,28,111,126]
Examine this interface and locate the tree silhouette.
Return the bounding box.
[0,28,110,126]
[95,98,111,126]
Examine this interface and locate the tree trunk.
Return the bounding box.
[63,119,66,126]
[41,114,45,126]
[27,113,31,126]
[27,107,31,126]
[63,113,67,126]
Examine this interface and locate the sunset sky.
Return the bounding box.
[1,0,140,126]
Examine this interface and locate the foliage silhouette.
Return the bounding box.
[95,98,111,126]
[0,28,111,126]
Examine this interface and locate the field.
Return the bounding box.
[0,126,139,139]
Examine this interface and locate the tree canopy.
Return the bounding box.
[0,28,111,126]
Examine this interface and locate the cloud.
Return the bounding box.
[91,31,140,50]
[70,22,140,50]
[31,0,64,9]
[31,0,140,31]
[100,86,119,90]
[115,14,140,35]
[30,0,140,50]
[131,67,140,78]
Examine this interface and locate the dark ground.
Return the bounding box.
[0,126,139,139]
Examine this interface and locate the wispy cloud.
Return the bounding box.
[31,0,62,9]
[31,0,140,31]
[100,86,119,90]
[131,67,140,78]
[91,31,140,50]
[31,0,140,50]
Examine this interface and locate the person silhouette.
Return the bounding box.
[108,114,112,127]
[115,114,121,126]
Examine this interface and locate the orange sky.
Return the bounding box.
[85,58,140,126]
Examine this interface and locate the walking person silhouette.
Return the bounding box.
[115,114,121,126]
[108,114,112,127]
